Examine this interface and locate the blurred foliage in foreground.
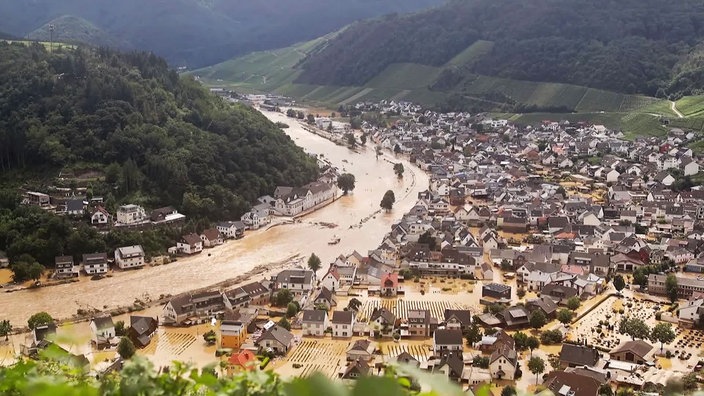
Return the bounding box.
[0,354,480,396]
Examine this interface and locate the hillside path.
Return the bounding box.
[671,100,684,118]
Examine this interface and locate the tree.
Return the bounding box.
[307,253,322,272]
[306,114,315,124]
[557,309,574,325]
[274,289,293,307]
[347,298,362,312]
[613,274,625,293]
[463,323,483,346]
[360,134,367,145]
[682,373,699,391]
[118,337,136,359]
[472,355,490,368]
[27,312,53,330]
[619,317,651,340]
[528,356,545,385]
[599,384,614,396]
[516,288,526,299]
[286,303,299,318]
[566,296,581,311]
[529,310,547,330]
[418,230,437,251]
[29,262,44,281]
[277,317,291,331]
[650,322,676,355]
[393,144,402,154]
[345,133,356,147]
[540,329,564,344]
[526,336,540,357]
[665,273,678,303]
[286,109,296,117]
[393,163,404,178]
[0,320,11,341]
[513,331,529,351]
[380,190,396,212]
[203,330,216,345]
[115,320,126,336]
[337,173,356,195]
[501,386,517,396]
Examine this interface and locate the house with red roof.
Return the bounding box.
[381,272,399,297]
[321,265,341,291]
[227,350,258,374]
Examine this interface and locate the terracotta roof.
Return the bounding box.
[228,350,257,370]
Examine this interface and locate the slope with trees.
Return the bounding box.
[296,0,704,98]
[0,0,445,68]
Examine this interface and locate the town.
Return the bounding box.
[3,97,704,396]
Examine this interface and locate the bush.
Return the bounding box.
[260,357,271,369]
[666,350,672,358]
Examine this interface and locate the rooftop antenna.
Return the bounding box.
[49,24,55,53]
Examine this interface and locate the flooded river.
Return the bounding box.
[0,110,429,326]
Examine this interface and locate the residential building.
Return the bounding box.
[116,204,147,225]
[82,253,109,275]
[89,315,115,347]
[559,343,600,368]
[54,255,78,278]
[444,309,472,331]
[256,324,295,355]
[127,316,158,348]
[489,345,518,380]
[114,245,145,269]
[200,228,223,248]
[302,310,328,336]
[272,269,316,296]
[609,340,653,364]
[407,309,433,337]
[217,221,245,239]
[432,329,463,356]
[177,233,203,255]
[346,339,376,361]
[331,311,355,338]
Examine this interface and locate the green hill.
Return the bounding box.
[295,0,704,98]
[0,42,319,222]
[0,0,445,68]
[26,15,131,48]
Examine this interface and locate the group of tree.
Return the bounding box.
[295,0,704,98]
[0,43,319,227]
[380,190,396,212]
[512,331,540,356]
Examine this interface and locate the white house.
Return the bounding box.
[606,169,620,183]
[679,298,704,324]
[89,315,115,347]
[432,329,463,355]
[489,346,518,380]
[90,207,111,226]
[683,158,700,176]
[114,245,145,269]
[301,310,328,337]
[332,311,355,338]
[82,253,109,275]
[200,228,224,248]
[177,233,204,255]
[320,266,341,291]
[273,269,316,296]
[216,221,245,239]
[116,204,147,225]
[273,182,337,216]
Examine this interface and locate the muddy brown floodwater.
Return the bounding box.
[0,110,429,326]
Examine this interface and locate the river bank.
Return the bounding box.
[0,108,429,328]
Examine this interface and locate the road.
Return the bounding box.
[671,100,684,118]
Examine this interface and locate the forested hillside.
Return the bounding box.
[0,42,319,219]
[296,0,704,98]
[0,42,319,266]
[0,0,444,67]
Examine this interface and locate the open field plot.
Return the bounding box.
[382,342,433,362]
[282,339,349,379]
[356,299,468,322]
[574,89,624,112]
[366,63,443,90]
[446,40,494,67]
[622,96,671,114]
[676,96,704,117]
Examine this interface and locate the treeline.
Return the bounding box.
[296,0,704,97]
[0,43,319,224]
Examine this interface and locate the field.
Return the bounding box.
[675,96,704,117]
[366,63,442,90]
[2,39,76,50]
[445,40,494,67]
[356,299,468,322]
